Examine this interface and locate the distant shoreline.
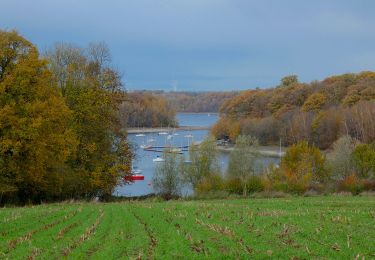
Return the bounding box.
[126,126,211,133]
[176,112,219,114]
[218,145,285,158]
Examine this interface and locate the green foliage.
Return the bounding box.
[152,152,183,200]
[183,137,219,189]
[280,75,299,87]
[227,135,260,195]
[327,135,357,180]
[245,176,264,193]
[195,173,224,195]
[351,143,375,178]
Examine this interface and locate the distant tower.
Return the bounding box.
[171,80,178,92]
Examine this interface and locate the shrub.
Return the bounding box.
[352,144,375,178]
[225,178,243,195]
[227,135,260,195]
[195,173,224,195]
[281,141,329,192]
[338,175,364,195]
[327,135,357,180]
[246,176,264,193]
[152,153,183,200]
[362,179,375,191]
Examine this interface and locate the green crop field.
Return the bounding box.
[0,196,374,259]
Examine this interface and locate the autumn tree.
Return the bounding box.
[0,30,77,203]
[279,75,299,88]
[45,41,131,199]
[281,141,329,193]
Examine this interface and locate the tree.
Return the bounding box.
[327,135,357,180]
[183,137,219,190]
[302,92,327,112]
[227,135,260,195]
[152,152,183,199]
[0,30,77,203]
[351,143,375,178]
[45,41,132,199]
[280,75,299,88]
[281,141,329,192]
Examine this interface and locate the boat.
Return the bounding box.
[141,144,153,150]
[124,174,144,181]
[135,133,146,137]
[158,132,168,135]
[170,147,182,153]
[124,167,144,181]
[153,156,165,162]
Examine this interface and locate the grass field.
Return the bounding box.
[0,196,374,259]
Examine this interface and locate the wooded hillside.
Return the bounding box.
[154,91,237,112]
[212,73,375,149]
[119,91,177,128]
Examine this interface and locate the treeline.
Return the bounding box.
[153,91,237,112]
[212,73,375,149]
[119,91,177,128]
[152,135,375,199]
[0,30,132,204]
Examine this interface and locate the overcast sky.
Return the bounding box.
[1,0,375,91]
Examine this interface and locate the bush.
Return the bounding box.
[362,179,375,191]
[195,174,224,195]
[338,175,364,195]
[246,176,264,193]
[225,178,243,195]
[282,141,330,191]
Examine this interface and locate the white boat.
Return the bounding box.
[158,132,168,135]
[170,148,182,153]
[132,168,142,175]
[141,144,153,150]
[153,156,165,162]
[135,133,146,137]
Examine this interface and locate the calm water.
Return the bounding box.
[114,113,278,197]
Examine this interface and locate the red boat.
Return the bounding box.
[124,175,144,181]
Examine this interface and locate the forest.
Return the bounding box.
[212,73,375,149]
[0,30,133,204]
[119,91,177,128]
[153,91,237,113]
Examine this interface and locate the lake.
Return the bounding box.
[114,113,279,197]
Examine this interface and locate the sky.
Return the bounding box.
[1,0,375,91]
